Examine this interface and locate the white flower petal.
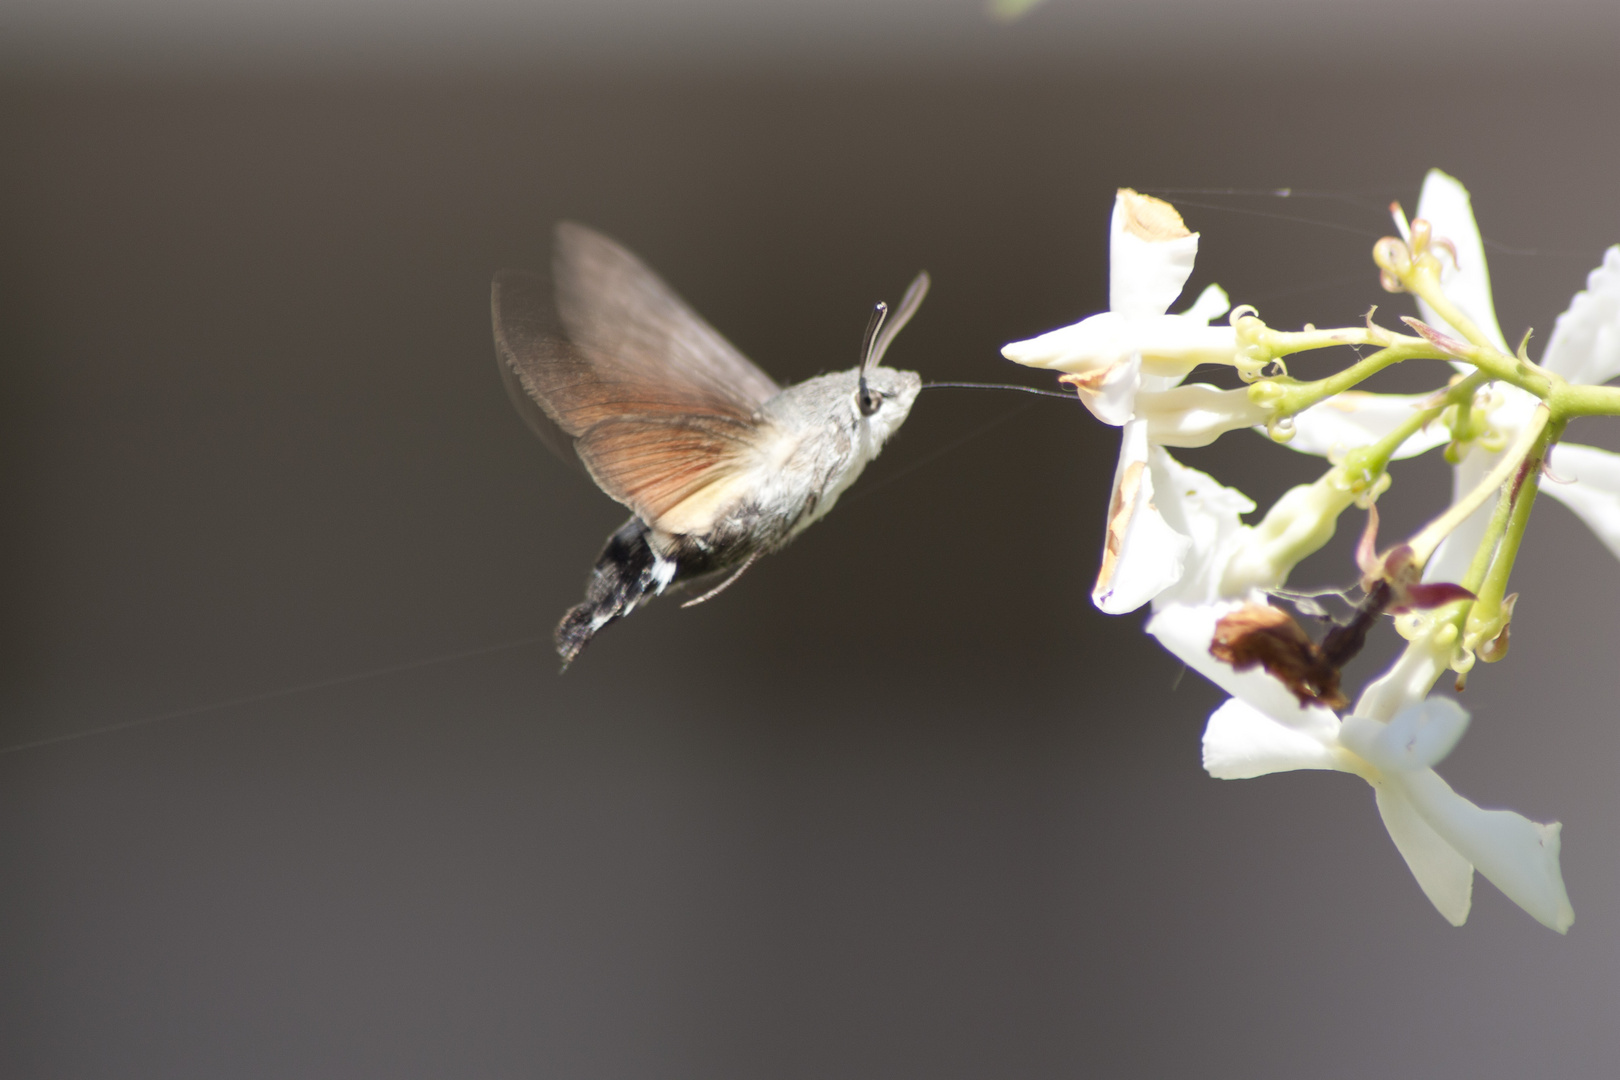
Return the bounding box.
[1003,312,1236,383]
[1179,282,1230,325]
[1284,392,1450,461]
[1373,781,1474,927]
[1340,697,1469,773]
[1139,384,1270,448]
[1352,636,1451,723]
[1069,355,1142,427]
[1133,316,1240,377]
[1413,169,1509,354]
[1391,768,1574,933]
[1000,311,1124,372]
[1542,442,1620,562]
[1150,446,1256,535]
[997,307,1224,383]
[1202,698,1340,779]
[1146,602,1341,745]
[1092,422,1190,614]
[1110,191,1198,318]
[1541,246,1620,386]
[1148,449,1255,609]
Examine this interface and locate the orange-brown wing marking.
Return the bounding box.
[492,224,781,525]
[574,415,761,527]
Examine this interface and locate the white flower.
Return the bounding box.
[1531,247,1620,560]
[1149,603,1574,931]
[1281,168,1509,469]
[1004,189,1269,614]
[1002,189,1255,430]
[1083,436,1259,616]
[1086,421,1271,615]
[1408,169,1510,357]
[1287,170,1620,581]
[1542,436,1620,562]
[1412,170,1540,584]
[1144,449,1257,610]
[1091,434,1362,614]
[1091,407,1367,615]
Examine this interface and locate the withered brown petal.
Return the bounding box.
[1117,188,1191,242]
[1094,460,1145,597]
[1210,604,1348,710]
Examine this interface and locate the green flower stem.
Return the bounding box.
[1458,470,1517,595]
[1247,309,1604,421]
[1403,264,1500,354]
[1354,370,1491,479]
[1551,382,1620,419]
[1224,375,1494,594]
[1466,418,1562,642]
[1253,341,1440,417]
[1401,265,1554,398]
[1255,326,1386,355]
[1408,405,1550,568]
[1444,341,1552,399]
[1405,410,1553,663]
[1254,329,1548,416]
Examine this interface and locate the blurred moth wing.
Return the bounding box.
[493,223,780,532]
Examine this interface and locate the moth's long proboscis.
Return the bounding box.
[921,380,1076,400]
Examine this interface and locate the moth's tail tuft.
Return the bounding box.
[555,517,670,669]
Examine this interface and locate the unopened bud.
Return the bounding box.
[1374,237,1413,292]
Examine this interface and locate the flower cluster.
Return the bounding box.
[1005,175,1620,932]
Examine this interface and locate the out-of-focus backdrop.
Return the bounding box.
[4,3,1619,1077]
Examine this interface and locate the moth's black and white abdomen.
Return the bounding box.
[555,510,779,665]
[554,517,675,666]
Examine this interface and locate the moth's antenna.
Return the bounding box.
[858,271,931,418]
[857,300,888,416]
[870,271,930,368]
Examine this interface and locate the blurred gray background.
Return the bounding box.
[3,2,1620,1077]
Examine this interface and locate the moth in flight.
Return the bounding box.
[493,224,927,666]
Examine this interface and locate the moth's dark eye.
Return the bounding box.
[858,388,883,417]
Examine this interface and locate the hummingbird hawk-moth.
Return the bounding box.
[492,224,927,666]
